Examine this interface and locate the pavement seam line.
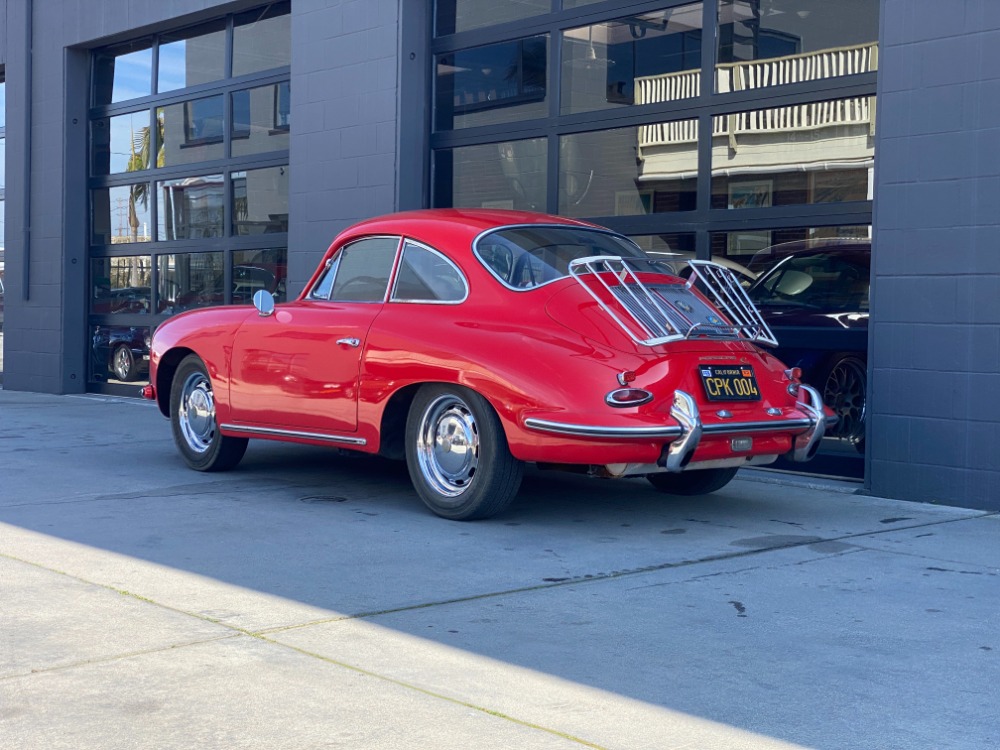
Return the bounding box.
[0,634,245,682]
[249,633,612,750]
[0,552,609,749]
[256,510,1000,635]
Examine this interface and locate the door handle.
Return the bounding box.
[336,337,361,348]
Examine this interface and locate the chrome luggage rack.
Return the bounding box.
[567,256,778,347]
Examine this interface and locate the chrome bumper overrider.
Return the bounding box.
[523,384,833,471]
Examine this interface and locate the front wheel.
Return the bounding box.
[112,344,138,382]
[646,467,739,495]
[405,385,523,520]
[170,354,248,472]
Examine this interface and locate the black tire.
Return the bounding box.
[821,355,867,452]
[169,354,248,472]
[112,344,138,382]
[405,385,523,520]
[646,467,739,495]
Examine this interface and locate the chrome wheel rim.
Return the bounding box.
[416,394,479,498]
[178,371,216,454]
[113,347,132,380]
[824,359,867,443]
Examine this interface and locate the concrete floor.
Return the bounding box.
[1,390,997,749]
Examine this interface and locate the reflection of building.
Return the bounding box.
[637,43,876,198]
[0,1,998,509]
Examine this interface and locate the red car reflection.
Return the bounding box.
[143,210,835,520]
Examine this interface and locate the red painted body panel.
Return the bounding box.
[148,209,830,471]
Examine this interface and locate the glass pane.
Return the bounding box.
[90,256,152,314]
[91,325,151,384]
[562,4,703,115]
[0,139,5,190]
[157,96,225,166]
[233,248,288,304]
[713,224,871,453]
[392,244,467,302]
[94,41,153,105]
[330,238,400,303]
[711,97,875,211]
[91,110,152,175]
[434,139,547,210]
[92,184,153,245]
[157,175,225,241]
[436,36,548,131]
[559,120,697,217]
[157,252,225,313]
[717,0,879,93]
[0,81,6,128]
[436,0,549,35]
[233,2,291,77]
[157,21,227,93]
[231,84,291,157]
[231,166,289,236]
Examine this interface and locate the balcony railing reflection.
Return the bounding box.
[636,42,878,154]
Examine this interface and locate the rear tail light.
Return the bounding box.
[784,367,802,397]
[606,388,654,408]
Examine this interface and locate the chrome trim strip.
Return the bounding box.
[523,418,684,439]
[703,418,814,434]
[221,424,367,446]
[524,414,815,439]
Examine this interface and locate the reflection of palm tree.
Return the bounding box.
[126,115,164,242]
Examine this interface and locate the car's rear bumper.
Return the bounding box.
[524,385,834,469]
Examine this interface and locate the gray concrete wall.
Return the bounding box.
[0,0,403,393]
[287,0,401,294]
[870,0,1000,508]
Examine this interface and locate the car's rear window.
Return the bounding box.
[475,226,647,289]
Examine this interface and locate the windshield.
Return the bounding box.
[475,225,650,289]
[749,252,870,313]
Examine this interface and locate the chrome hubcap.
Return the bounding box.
[416,395,479,497]
[114,348,131,379]
[178,372,216,454]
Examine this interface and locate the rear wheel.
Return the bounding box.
[170,354,248,472]
[822,355,867,452]
[405,385,522,520]
[646,467,739,495]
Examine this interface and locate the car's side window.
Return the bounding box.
[391,242,468,303]
[326,237,401,302]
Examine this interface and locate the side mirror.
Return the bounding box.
[253,289,275,317]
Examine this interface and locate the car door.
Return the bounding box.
[228,236,401,434]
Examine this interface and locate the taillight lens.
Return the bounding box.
[606,388,654,408]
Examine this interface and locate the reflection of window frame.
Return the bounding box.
[447,36,547,116]
[182,97,224,146]
[727,178,772,209]
[272,82,291,131]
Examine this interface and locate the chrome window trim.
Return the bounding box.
[308,235,403,303]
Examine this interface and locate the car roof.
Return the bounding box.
[329,209,603,252]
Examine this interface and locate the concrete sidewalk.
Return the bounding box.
[1,389,997,749]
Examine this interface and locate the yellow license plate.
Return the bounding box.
[699,365,761,401]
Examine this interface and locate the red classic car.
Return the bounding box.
[142,209,834,520]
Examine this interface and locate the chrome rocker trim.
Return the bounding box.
[221,424,367,446]
[524,386,831,470]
